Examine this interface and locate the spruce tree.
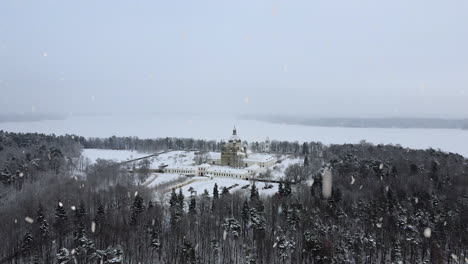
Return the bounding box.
[169,188,178,208]
[149,229,161,250]
[304,155,309,167]
[177,188,185,209]
[130,193,145,225]
[278,182,285,197]
[189,196,197,215]
[284,182,292,197]
[36,204,45,224]
[21,231,34,254]
[250,183,259,200]
[241,201,250,225]
[221,186,230,196]
[54,200,68,245]
[213,183,219,199]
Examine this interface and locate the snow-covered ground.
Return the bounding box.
[81,148,146,164]
[144,173,186,187]
[269,156,304,180]
[146,151,195,168]
[81,149,288,197]
[2,113,467,157]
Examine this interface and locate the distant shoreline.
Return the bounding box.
[241,115,468,130]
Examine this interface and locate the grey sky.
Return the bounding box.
[0,0,467,118]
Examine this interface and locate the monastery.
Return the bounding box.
[163,128,276,179]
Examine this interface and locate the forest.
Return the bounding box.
[0,131,467,263]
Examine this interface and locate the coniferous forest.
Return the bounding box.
[0,131,467,263]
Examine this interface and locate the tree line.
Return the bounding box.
[0,131,467,263]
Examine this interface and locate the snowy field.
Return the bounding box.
[81,149,291,197]
[81,148,146,164]
[1,114,467,157]
[144,173,186,187]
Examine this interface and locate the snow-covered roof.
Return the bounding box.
[207,166,249,175]
[165,165,197,170]
[198,163,211,168]
[247,164,260,170]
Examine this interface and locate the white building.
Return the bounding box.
[163,128,277,179]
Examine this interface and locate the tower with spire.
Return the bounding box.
[221,126,247,167]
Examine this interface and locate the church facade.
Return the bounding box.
[220,127,248,167]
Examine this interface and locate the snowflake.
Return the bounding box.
[423,228,431,238]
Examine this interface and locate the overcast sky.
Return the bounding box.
[0,0,467,118]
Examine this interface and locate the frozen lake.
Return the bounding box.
[1,114,467,157]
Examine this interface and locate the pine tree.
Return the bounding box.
[189,196,197,215]
[221,186,230,196]
[54,200,68,246]
[56,248,70,264]
[55,201,68,224]
[97,203,105,215]
[130,193,145,225]
[250,183,259,200]
[284,182,292,197]
[169,188,178,208]
[213,183,219,199]
[76,200,87,219]
[74,221,86,241]
[177,188,185,209]
[278,182,285,197]
[149,229,161,250]
[132,194,146,214]
[21,231,34,254]
[241,201,250,225]
[36,204,45,224]
[181,240,197,264]
[40,219,50,238]
[302,142,309,155]
[304,155,309,167]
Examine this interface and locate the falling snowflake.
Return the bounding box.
[71,206,76,211]
[19,172,24,177]
[423,227,431,238]
[25,217,34,224]
[134,191,138,197]
[59,202,63,207]
[91,221,96,233]
[376,223,382,228]
[350,175,355,185]
[42,52,48,57]
[322,168,332,198]
[243,97,249,104]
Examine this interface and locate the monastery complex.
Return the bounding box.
[163,128,276,179]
